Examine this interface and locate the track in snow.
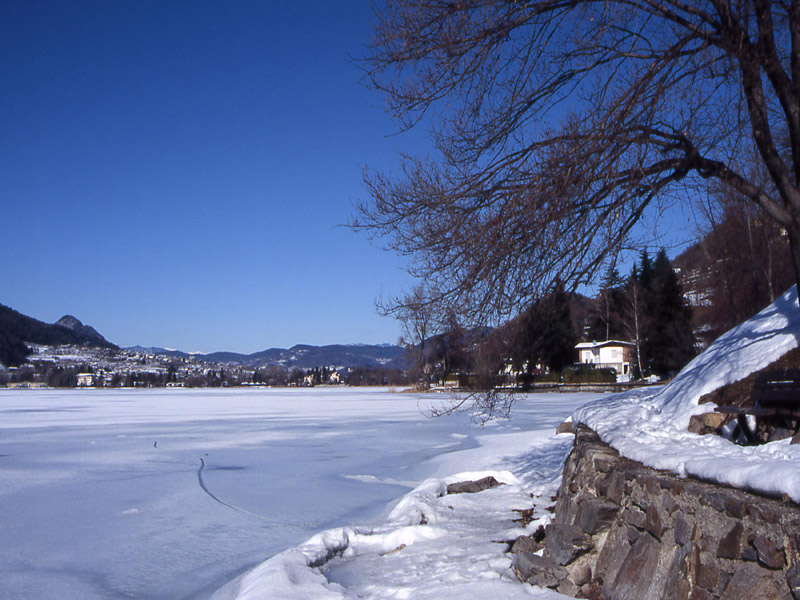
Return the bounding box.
[197,457,270,521]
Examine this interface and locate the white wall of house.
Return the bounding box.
[576,341,632,382]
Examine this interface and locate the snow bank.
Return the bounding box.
[575,285,800,501]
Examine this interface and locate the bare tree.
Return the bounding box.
[384,284,442,388]
[356,1,800,324]
[624,271,647,378]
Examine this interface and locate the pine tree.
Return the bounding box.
[642,249,696,376]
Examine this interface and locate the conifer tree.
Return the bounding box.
[641,249,696,376]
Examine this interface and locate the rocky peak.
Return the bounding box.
[56,315,84,331]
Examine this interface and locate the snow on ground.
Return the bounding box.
[575,285,800,502]
[0,387,596,599]
[213,408,588,600]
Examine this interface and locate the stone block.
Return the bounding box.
[646,504,664,539]
[604,533,661,599]
[786,560,800,599]
[569,562,592,587]
[446,476,502,494]
[515,551,568,589]
[576,498,619,535]
[696,560,721,590]
[662,493,679,514]
[723,495,747,519]
[747,502,782,524]
[674,512,694,546]
[720,562,787,599]
[545,523,593,566]
[597,471,623,504]
[511,534,543,555]
[753,534,786,569]
[662,544,692,600]
[556,420,575,435]
[688,411,728,435]
[717,522,743,559]
[626,505,647,530]
[556,579,579,596]
[593,524,631,586]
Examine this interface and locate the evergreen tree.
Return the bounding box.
[509,282,576,385]
[641,249,696,376]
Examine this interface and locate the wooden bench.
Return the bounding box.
[714,369,800,444]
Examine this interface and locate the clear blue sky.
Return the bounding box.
[1,1,427,353]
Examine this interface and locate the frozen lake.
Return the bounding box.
[0,387,595,599]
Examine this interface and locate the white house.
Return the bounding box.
[76,372,95,387]
[575,340,635,382]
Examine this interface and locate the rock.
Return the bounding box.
[575,498,619,535]
[545,523,593,566]
[556,420,575,434]
[511,534,543,555]
[720,563,786,599]
[753,534,785,569]
[645,504,664,539]
[717,522,743,559]
[627,505,647,530]
[512,507,536,527]
[661,493,678,515]
[674,512,693,546]
[604,533,661,599]
[690,588,715,600]
[696,561,720,590]
[446,476,502,494]
[786,560,800,599]
[688,411,729,435]
[597,471,624,504]
[515,551,568,588]
[570,562,592,587]
[792,429,800,445]
[593,524,631,588]
[556,579,579,596]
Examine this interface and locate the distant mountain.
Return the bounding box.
[55,315,111,346]
[0,304,116,367]
[126,346,194,359]
[130,343,407,370]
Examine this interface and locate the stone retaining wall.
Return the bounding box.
[515,426,800,599]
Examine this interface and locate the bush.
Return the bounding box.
[561,365,617,384]
[532,371,561,383]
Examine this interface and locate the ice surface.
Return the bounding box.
[0,387,595,599]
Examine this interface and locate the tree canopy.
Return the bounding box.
[357,0,800,322]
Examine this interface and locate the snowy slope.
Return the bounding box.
[575,285,800,501]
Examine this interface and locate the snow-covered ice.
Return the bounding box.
[575,285,800,501]
[0,387,596,599]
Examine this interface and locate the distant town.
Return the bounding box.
[0,343,410,389]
